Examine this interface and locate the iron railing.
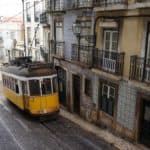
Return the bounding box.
[51,40,65,58]
[71,44,93,66]
[40,12,48,24]
[93,49,125,75]
[69,0,93,9]
[94,0,127,6]
[129,55,150,83]
[46,0,64,12]
[136,0,150,2]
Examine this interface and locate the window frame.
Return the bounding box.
[100,83,116,116]
[103,28,119,54]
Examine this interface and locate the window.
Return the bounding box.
[101,84,115,116]
[53,77,58,93]
[41,78,52,95]
[103,29,118,56]
[29,80,40,96]
[27,27,31,44]
[85,78,92,97]
[15,84,19,94]
[26,2,31,22]
[34,1,40,22]
[56,21,63,41]
[35,27,40,47]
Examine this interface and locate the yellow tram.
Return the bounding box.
[1,57,59,116]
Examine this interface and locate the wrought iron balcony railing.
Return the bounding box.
[51,40,65,58]
[93,49,125,76]
[94,0,127,7]
[71,44,93,66]
[46,0,65,12]
[129,55,150,83]
[69,0,93,9]
[40,12,48,24]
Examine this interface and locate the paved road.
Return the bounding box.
[0,83,116,150]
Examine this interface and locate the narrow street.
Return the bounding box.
[0,82,116,150]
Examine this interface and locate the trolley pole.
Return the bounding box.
[22,0,27,56]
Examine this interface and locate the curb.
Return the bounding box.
[60,109,142,150]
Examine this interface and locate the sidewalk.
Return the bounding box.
[60,109,146,150]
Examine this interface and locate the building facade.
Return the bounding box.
[0,17,24,63]
[40,0,150,148]
[24,0,44,61]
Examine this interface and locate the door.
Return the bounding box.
[103,29,118,72]
[57,67,67,107]
[140,100,150,148]
[101,84,115,116]
[73,75,80,115]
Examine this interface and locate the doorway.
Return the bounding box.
[57,67,67,107]
[140,99,150,148]
[72,74,81,115]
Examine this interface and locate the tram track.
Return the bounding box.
[41,121,72,150]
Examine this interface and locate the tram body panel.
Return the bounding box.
[3,87,24,110]
[28,93,59,115]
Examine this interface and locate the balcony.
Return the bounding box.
[40,12,48,24]
[68,0,93,9]
[51,40,65,58]
[71,44,93,66]
[93,49,125,76]
[94,0,127,11]
[135,0,150,8]
[46,0,65,13]
[129,56,150,84]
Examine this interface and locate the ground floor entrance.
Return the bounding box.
[72,74,81,115]
[140,99,150,148]
[57,67,67,107]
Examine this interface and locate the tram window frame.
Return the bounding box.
[15,79,19,94]
[53,77,58,93]
[29,80,41,96]
[41,78,52,95]
[22,81,28,95]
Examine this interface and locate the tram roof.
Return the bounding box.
[1,57,56,77]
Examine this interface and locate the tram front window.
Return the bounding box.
[41,78,52,95]
[29,80,40,96]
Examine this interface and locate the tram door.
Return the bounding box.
[57,67,67,107]
[140,100,150,148]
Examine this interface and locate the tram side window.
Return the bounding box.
[15,79,19,94]
[29,80,40,96]
[42,79,52,95]
[53,77,58,93]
